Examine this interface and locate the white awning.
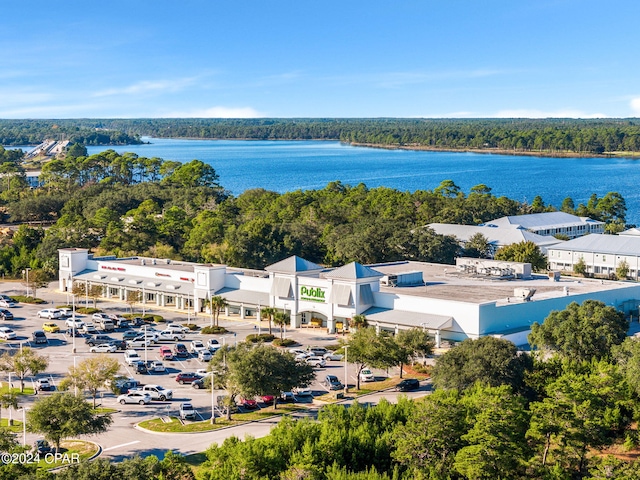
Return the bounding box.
[270,277,293,298]
[363,307,453,330]
[330,284,353,306]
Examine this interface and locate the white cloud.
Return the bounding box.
[92,77,198,97]
[631,97,640,115]
[492,108,607,119]
[162,106,264,118]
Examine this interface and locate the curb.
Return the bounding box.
[46,439,102,472]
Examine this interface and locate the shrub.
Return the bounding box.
[272,338,296,347]
[77,307,100,315]
[11,295,46,304]
[245,333,275,343]
[200,326,228,334]
[411,363,431,374]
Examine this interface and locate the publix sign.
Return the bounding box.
[299,285,326,303]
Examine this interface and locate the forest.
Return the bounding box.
[3,118,640,154]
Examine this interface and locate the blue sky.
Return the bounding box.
[2,0,639,119]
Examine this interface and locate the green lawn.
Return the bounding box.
[91,407,118,414]
[0,385,35,395]
[38,439,99,470]
[0,417,23,433]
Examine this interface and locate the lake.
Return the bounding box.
[87,137,640,225]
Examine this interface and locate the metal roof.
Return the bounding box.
[363,307,453,330]
[547,234,640,256]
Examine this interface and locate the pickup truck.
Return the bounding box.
[158,330,185,342]
[131,384,173,401]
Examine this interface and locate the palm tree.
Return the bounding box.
[273,311,290,340]
[210,296,228,327]
[261,307,277,335]
[350,314,368,331]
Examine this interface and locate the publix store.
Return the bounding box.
[59,249,640,346]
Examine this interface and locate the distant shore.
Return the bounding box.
[349,142,640,159]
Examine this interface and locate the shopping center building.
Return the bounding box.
[59,248,640,346]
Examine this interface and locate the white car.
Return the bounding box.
[195,368,212,377]
[126,338,151,348]
[165,323,190,334]
[158,330,184,341]
[289,348,310,358]
[65,318,85,329]
[148,361,165,372]
[38,309,62,319]
[323,352,345,361]
[198,350,212,362]
[117,391,152,405]
[207,338,221,351]
[81,323,98,334]
[0,299,17,308]
[92,313,110,322]
[359,369,375,382]
[0,327,16,340]
[89,343,117,353]
[305,356,326,368]
[124,350,141,366]
[190,340,206,354]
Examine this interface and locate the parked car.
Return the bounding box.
[58,308,73,317]
[80,323,98,334]
[207,338,221,352]
[65,318,85,329]
[0,309,14,320]
[38,308,62,319]
[32,330,48,344]
[130,317,146,328]
[395,378,420,392]
[135,361,149,374]
[293,387,313,398]
[189,340,206,354]
[98,318,115,332]
[166,323,190,334]
[179,402,196,420]
[122,330,139,341]
[238,397,258,410]
[0,299,17,308]
[280,391,295,403]
[0,327,16,340]
[198,349,212,362]
[148,361,165,373]
[126,338,151,348]
[117,391,152,405]
[92,313,110,322]
[175,372,202,384]
[261,395,275,405]
[107,339,127,350]
[33,439,51,454]
[173,343,189,358]
[359,369,375,382]
[36,379,52,391]
[124,350,141,366]
[158,330,184,342]
[42,322,60,333]
[289,348,309,358]
[85,334,114,346]
[110,377,140,394]
[90,343,117,353]
[192,378,205,389]
[159,346,174,360]
[132,384,173,400]
[323,375,343,391]
[323,352,344,361]
[307,346,328,356]
[305,356,326,368]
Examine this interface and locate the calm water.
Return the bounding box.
[86,138,640,225]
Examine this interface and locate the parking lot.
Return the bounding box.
[0,281,421,420]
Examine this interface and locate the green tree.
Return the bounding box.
[560,197,575,213]
[494,240,547,271]
[431,336,532,394]
[454,384,530,480]
[393,328,434,378]
[59,355,121,408]
[347,328,399,390]
[573,256,587,276]
[350,313,368,331]
[464,232,492,258]
[26,393,113,451]
[0,390,18,426]
[529,300,628,362]
[617,259,630,280]
[25,268,51,298]
[261,307,277,335]
[0,348,49,392]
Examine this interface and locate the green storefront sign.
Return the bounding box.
[300,285,326,303]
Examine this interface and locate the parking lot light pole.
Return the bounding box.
[343,345,349,394]
[210,372,215,425]
[71,294,77,353]
[20,407,28,446]
[144,325,148,364]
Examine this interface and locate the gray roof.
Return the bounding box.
[363,307,453,330]
[74,270,194,295]
[620,228,640,237]
[548,234,640,256]
[323,262,383,280]
[216,287,269,306]
[265,256,323,274]
[428,223,562,248]
[489,212,603,229]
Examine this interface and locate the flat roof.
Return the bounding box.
[370,261,631,304]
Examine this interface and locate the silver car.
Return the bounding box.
[117,391,152,405]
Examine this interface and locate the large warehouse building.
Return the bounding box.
[59,249,640,346]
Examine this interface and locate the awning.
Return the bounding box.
[216,287,269,306]
[359,284,374,305]
[270,277,293,298]
[330,284,353,306]
[363,307,453,330]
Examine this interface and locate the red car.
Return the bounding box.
[239,398,258,410]
[175,373,202,385]
[261,395,275,405]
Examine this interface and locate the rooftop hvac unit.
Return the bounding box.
[514,288,536,302]
[381,275,398,287]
